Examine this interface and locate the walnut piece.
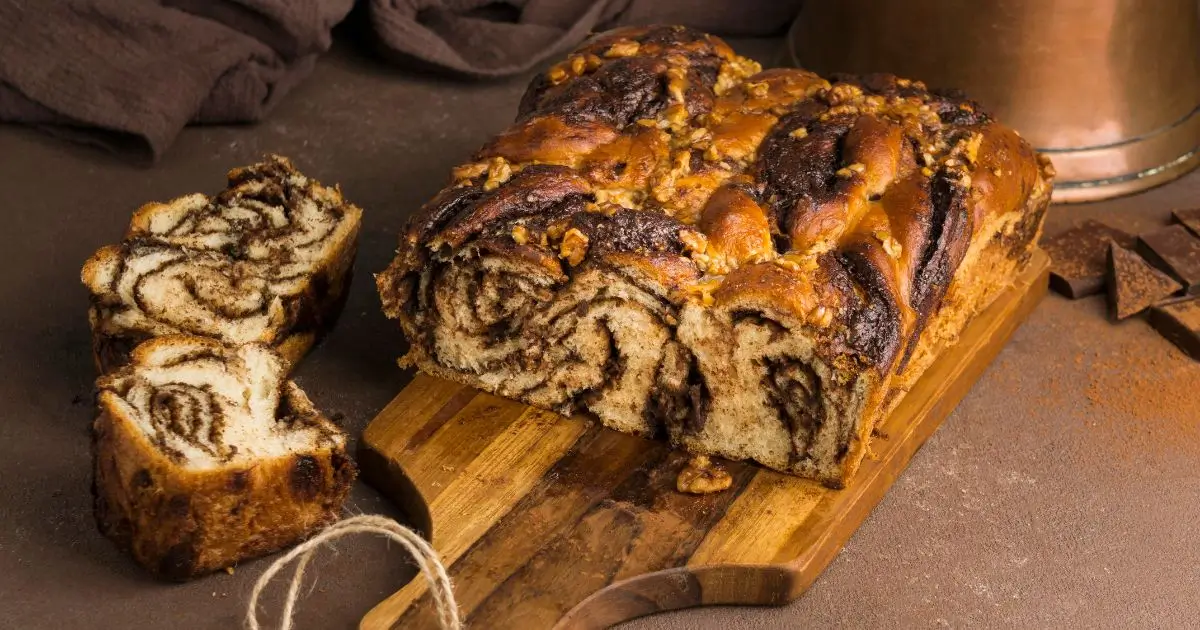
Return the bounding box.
[605,40,640,58]
[559,228,589,266]
[676,455,733,494]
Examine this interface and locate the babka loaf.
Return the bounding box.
[92,335,356,580]
[377,26,1054,487]
[81,156,362,373]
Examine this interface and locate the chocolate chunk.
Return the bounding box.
[1136,225,1200,294]
[289,454,322,500]
[1148,296,1200,361]
[1173,208,1200,239]
[1043,220,1135,298]
[1106,242,1181,320]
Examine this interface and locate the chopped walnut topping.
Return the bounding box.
[510,224,529,245]
[875,230,903,258]
[688,127,712,147]
[963,133,983,165]
[789,127,809,139]
[482,157,513,191]
[673,150,692,176]
[825,83,863,105]
[558,228,589,266]
[451,161,489,183]
[774,257,801,272]
[782,253,820,272]
[922,152,935,167]
[666,67,688,103]
[680,229,708,255]
[743,81,770,99]
[593,188,641,209]
[714,57,763,95]
[1037,153,1057,178]
[686,279,722,307]
[664,103,689,130]
[636,118,658,128]
[676,455,732,494]
[604,40,640,58]
[835,166,856,179]
[568,55,586,76]
[705,254,737,275]
[703,144,721,162]
[811,305,835,328]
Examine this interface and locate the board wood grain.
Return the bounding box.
[359,250,1050,630]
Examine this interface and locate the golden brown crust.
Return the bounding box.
[92,338,355,580]
[377,26,1054,486]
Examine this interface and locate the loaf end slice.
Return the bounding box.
[92,336,356,580]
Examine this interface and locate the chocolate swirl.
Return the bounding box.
[377,27,1054,486]
[97,336,343,468]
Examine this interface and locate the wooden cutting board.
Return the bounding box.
[357,250,1049,630]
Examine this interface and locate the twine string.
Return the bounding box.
[246,515,461,630]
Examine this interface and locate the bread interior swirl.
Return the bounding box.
[82,155,361,371]
[98,337,343,470]
[378,26,1054,486]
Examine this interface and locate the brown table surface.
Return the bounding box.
[3,35,1198,630]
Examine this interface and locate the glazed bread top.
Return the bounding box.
[82,156,362,345]
[96,336,345,470]
[380,25,1054,373]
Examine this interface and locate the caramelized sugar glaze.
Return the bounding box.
[378,26,1054,486]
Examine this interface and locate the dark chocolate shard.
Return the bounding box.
[1173,208,1200,239]
[1148,296,1200,361]
[1106,242,1181,320]
[1136,225,1200,295]
[1044,220,1135,299]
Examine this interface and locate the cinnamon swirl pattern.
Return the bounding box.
[82,156,362,373]
[377,26,1055,487]
[93,336,355,580]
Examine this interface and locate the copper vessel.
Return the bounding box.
[784,0,1200,203]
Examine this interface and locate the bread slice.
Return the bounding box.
[92,335,356,580]
[81,156,362,373]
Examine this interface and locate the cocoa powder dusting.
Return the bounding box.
[1084,343,1200,459]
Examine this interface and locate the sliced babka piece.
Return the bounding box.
[92,335,356,580]
[82,156,361,373]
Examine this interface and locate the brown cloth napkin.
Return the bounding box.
[0,0,354,159]
[0,0,800,159]
[368,0,803,77]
